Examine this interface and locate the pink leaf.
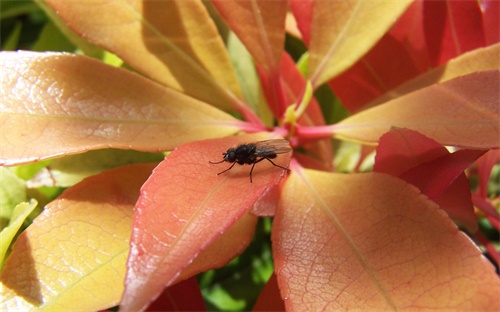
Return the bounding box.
[121,133,292,311]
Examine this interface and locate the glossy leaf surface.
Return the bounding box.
[122,133,292,311]
[0,52,239,166]
[273,170,500,310]
[334,71,500,149]
[0,164,155,311]
[45,0,242,110]
[306,0,413,87]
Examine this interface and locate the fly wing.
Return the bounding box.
[254,139,292,156]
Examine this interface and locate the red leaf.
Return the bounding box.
[329,34,421,112]
[121,133,292,311]
[331,0,489,111]
[482,0,500,45]
[374,128,445,176]
[146,277,205,312]
[252,274,285,311]
[289,0,313,45]
[258,52,334,170]
[423,0,486,66]
[375,128,481,232]
[400,149,486,200]
[211,0,287,74]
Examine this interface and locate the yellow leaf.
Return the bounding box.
[0,164,154,311]
[45,0,242,110]
[0,200,37,270]
[307,0,412,88]
[0,52,240,166]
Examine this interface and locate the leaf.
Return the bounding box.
[28,149,163,188]
[334,71,500,149]
[0,168,27,229]
[400,149,486,200]
[252,274,285,311]
[121,133,292,312]
[45,0,242,110]
[365,43,500,109]
[0,52,240,166]
[145,277,205,312]
[0,200,37,270]
[306,0,413,87]
[0,163,155,311]
[422,0,486,67]
[273,170,500,310]
[212,0,287,74]
[330,5,496,112]
[289,0,313,44]
[482,0,500,45]
[258,53,334,170]
[226,32,272,124]
[329,33,421,112]
[374,128,480,232]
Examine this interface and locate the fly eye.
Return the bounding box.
[225,150,236,162]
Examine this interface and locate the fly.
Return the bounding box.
[209,139,292,183]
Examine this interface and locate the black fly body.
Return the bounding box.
[209,139,292,183]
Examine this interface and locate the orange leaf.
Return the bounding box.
[307,0,413,87]
[0,164,155,311]
[367,43,500,108]
[212,0,287,74]
[45,0,242,110]
[121,133,292,311]
[334,71,500,149]
[273,170,500,310]
[0,52,239,166]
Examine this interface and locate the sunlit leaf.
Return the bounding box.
[45,0,242,110]
[28,149,163,188]
[0,52,240,166]
[365,43,500,109]
[34,0,103,57]
[307,0,412,87]
[0,168,27,229]
[374,128,480,232]
[0,164,155,311]
[212,0,287,74]
[259,53,334,170]
[273,170,500,310]
[0,200,37,269]
[121,133,291,311]
[226,32,270,122]
[334,71,500,149]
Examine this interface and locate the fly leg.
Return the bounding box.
[217,162,236,175]
[249,157,290,183]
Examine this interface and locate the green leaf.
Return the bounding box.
[0,200,38,270]
[0,168,27,230]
